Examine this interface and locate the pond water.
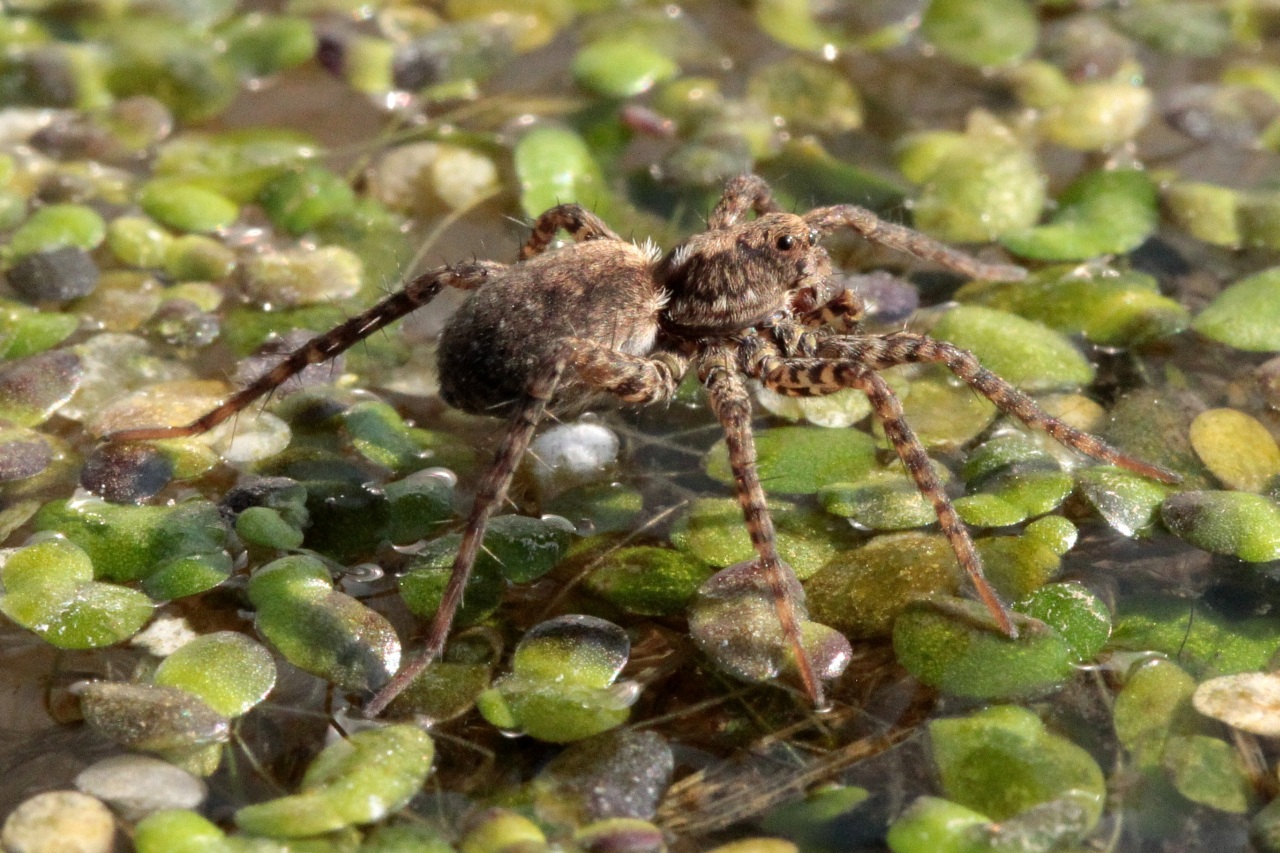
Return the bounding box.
[1,1,1280,851]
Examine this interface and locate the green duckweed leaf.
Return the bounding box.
[929,306,1094,392]
[1192,267,1280,351]
[930,705,1105,829]
[921,0,1038,68]
[956,265,1189,347]
[705,425,877,494]
[248,555,400,692]
[234,725,434,837]
[153,632,276,718]
[1161,490,1280,561]
[1000,169,1157,261]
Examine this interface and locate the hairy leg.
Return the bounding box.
[104,261,505,442]
[708,174,784,230]
[749,349,1017,637]
[365,343,687,717]
[816,332,1180,484]
[520,204,623,260]
[699,348,824,705]
[803,206,1026,282]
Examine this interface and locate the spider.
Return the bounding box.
[106,175,1178,716]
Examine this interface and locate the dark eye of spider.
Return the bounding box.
[776,234,795,251]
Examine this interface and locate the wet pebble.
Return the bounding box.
[534,730,674,825]
[79,441,174,503]
[75,754,207,822]
[5,245,98,302]
[1189,408,1280,492]
[1195,671,1280,739]
[0,348,83,427]
[0,425,53,481]
[529,420,619,496]
[240,245,363,309]
[76,681,230,753]
[1,791,114,853]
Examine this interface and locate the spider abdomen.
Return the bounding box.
[436,239,663,416]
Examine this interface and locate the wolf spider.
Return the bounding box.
[107,175,1177,715]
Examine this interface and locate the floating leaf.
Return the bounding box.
[1000,169,1158,261]
[956,265,1189,347]
[1162,490,1280,562]
[930,705,1105,829]
[248,555,400,692]
[153,632,276,718]
[921,0,1038,68]
[1193,267,1280,351]
[705,425,877,494]
[234,725,434,837]
[1188,408,1280,492]
[929,306,1094,392]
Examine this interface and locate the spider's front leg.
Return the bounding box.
[364,343,687,717]
[700,348,826,705]
[708,174,784,229]
[815,332,1180,484]
[103,261,504,442]
[804,205,1027,283]
[743,343,1018,638]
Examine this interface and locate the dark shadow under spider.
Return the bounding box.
[105,175,1180,716]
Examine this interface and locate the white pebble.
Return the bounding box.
[75,755,207,822]
[2,791,114,853]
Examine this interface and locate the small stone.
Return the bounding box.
[1193,672,1280,737]
[528,420,619,496]
[5,246,98,302]
[2,791,115,853]
[79,441,174,504]
[75,754,207,822]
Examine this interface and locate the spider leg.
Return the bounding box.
[700,348,825,705]
[520,204,623,260]
[803,206,1027,282]
[816,332,1181,484]
[104,261,505,442]
[365,343,687,717]
[748,349,1017,638]
[708,174,783,230]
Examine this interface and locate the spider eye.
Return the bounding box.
[776,234,796,251]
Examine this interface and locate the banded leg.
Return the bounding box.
[700,350,824,705]
[804,206,1027,282]
[365,342,686,717]
[708,174,783,230]
[760,288,868,359]
[105,261,504,442]
[816,333,1180,484]
[520,204,622,260]
[751,351,1016,638]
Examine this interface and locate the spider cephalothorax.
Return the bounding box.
[105,175,1178,716]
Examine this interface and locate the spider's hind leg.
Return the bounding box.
[364,342,687,718]
[520,204,622,260]
[749,348,1018,638]
[104,261,505,442]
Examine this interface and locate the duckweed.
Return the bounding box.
[0,0,1269,846]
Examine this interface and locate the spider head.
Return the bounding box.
[656,213,831,337]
